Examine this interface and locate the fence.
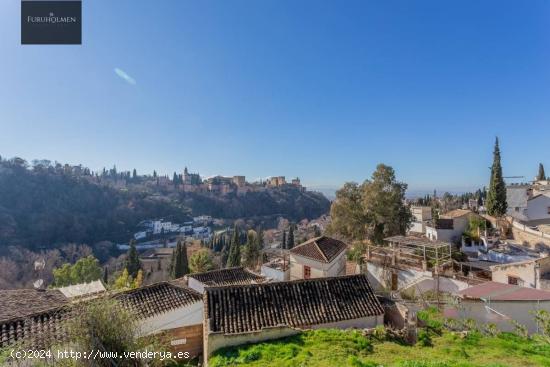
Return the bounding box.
[510,219,550,240]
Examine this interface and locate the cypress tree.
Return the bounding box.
[537,163,546,181]
[102,267,108,284]
[486,137,507,217]
[220,245,229,268]
[282,230,286,249]
[125,240,141,278]
[171,240,189,278]
[287,225,295,249]
[227,226,241,267]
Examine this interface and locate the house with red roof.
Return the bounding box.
[444,281,550,334]
[289,236,347,280]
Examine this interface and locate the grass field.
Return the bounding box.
[209,329,550,367]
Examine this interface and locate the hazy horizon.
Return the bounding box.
[2,0,548,192]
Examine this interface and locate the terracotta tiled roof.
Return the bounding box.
[290,236,347,263]
[0,289,68,322]
[0,282,202,348]
[188,267,266,287]
[0,306,72,349]
[458,281,550,301]
[114,282,201,318]
[205,274,383,334]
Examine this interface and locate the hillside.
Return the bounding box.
[181,187,329,220]
[209,329,550,367]
[0,160,190,251]
[0,158,330,250]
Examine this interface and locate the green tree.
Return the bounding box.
[103,266,109,284]
[287,224,295,249]
[170,240,189,278]
[537,163,546,181]
[220,245,229,268]
[113,268,132,290]
[486,137,507,217]
[243,229,262,269]
[52,255,102,287]
[327,164,412,244]
[189,249,214,273]
[132,168,137,179]
[227,226,242,267]
[282,230,287,249]
[125,240,141,278]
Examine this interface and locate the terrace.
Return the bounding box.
[366,236,452,271]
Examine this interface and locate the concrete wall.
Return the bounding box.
[139,302,203,335]
[527,194,550,221]
[260,265,289,282]
[205,316,382,361]
[289,251,346,280]
[489,258,550,289]
[206,325,300,359]
[187,277,206,294]
[448,299,550,334]
[365,261,430,291]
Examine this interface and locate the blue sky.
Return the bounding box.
[1,0,549,194]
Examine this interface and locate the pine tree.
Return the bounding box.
[125,240,141,278]
[537,163,546,181]
[171,240,189,278]
[287,225,295,249]
[227,226,241,267]
[486,137,507,217]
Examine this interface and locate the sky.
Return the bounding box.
[1,0,550,195]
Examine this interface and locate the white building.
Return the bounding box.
[447,281,550,334]
[203,275,384,360]
[426,209,483,243]
[289,236,347,280]
[409,206,432,234]
[260,257,290,282]
[507,184,550,224]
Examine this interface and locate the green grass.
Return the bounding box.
[209,329,550,367]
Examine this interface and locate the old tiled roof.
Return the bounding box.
[114,282,201,318]
[290,236,347,263]
[0,282,201,348]
[188,267,266,287]
[0,306,72,349]
[205,274,383,334]
[0,289,68,322]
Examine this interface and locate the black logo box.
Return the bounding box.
[21,0,82,45]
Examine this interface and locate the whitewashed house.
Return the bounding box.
[289,236,347,280]
[203,275,384,361]
[409,206,432,234]
[426,209,483,243]
[446,281,550,334]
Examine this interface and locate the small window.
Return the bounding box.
[515,207,520,212]
[303,265,311,279]
[547,207,550,214]
[508,276,519,285]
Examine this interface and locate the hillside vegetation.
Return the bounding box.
[209,329,550,367]
[0,157,329,250]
